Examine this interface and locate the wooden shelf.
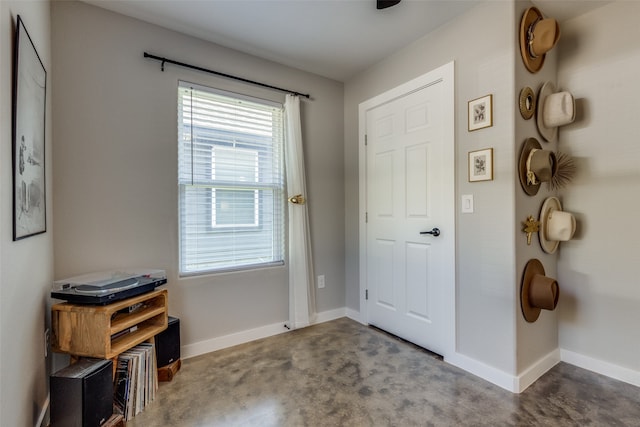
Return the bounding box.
[52,289,168,360]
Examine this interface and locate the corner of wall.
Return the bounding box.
[513,0,560,379]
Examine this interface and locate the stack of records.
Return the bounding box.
[113,343,158,420]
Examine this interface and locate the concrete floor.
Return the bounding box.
[129,317,640,426]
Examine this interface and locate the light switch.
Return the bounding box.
[461,194,474,213]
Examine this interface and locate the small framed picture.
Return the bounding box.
[468,148,493,182]
[468,94,493,131]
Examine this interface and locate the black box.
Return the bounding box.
[50,358,113,427]
[155,316,180,367]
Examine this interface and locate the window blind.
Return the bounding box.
[178,82,285,275]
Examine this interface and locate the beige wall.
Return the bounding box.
[51,2,345,350]
[345,1,521,375]
[557,1,640,374]
[0,2,53,426]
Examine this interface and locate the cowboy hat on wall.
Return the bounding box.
[537,81,576,142]
[521,258,559,323]
[518,138,557,196]
[520,7,560,73]
[539,196,576,254]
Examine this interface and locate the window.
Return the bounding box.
[178,82,285,275]
[211,146,259,228]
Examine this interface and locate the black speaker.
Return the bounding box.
[155,316,180,367]
[50,358,113,427]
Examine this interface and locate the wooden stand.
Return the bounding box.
[51,289,168,360]
[157,359,182,382]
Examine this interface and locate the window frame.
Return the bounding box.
[177,81,286,276]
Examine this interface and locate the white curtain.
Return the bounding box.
[284,94,316,329]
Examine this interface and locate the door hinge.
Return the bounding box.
[365,134,368,146]
[366,212,368,223]
[365,289,369,300]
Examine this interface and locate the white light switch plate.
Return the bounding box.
[461,194,474,213]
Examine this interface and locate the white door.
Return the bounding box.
[361,63,455,356]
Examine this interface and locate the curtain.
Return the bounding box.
[284,94,316,329]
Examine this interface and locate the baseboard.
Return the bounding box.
[314,307,346,324]
[516,349,561,393]
[561,349,640,388]
[35,394,49,427]
[445,352,518,392]
[182,307,348,360]
[345,307,365,324]
[182,321,290,359]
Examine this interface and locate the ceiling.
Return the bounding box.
[82,0,612,82]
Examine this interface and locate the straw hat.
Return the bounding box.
[518,138,558,196]
[537,81,576,142]
[539,197,576,254]
[521,259,559,323]
[519,7,560,73]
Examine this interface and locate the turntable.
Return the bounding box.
[51,269,167,305]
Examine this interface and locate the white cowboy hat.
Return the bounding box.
[537,81,576,142]
[539,196,576,254]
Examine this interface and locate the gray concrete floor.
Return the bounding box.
[129,317,640,426]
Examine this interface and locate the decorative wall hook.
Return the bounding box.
[522,215,540,245]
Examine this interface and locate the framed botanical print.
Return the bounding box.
[468,94,493,131]
[468,148,493,182]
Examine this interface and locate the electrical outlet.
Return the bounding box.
[317,275,325,289]
[44,329,50,358]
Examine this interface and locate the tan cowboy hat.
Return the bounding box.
[518,138,558,196]
[537,82,575,142]
[519,7,560,73]
[521,259,559,323]
[539,197,576,254]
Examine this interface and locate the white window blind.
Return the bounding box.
[178,82,285,275]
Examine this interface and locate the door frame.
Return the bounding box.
[358,61,456,359]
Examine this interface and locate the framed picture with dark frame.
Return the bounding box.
[12,15,47,240]
[468,94,493,131]
[468,148,493,182]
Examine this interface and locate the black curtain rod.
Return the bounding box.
[143,52,310,99]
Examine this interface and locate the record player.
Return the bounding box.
[51,269,167,305]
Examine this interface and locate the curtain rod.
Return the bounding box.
[143,52,311,99]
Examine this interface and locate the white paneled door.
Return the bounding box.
[362,64,455,356]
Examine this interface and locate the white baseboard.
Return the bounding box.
[345,307,365,324]
[516,349,561,392]
[182,307,348,360]
[447,349,560,393]
[182,321,290,359]
[445,352,518,392]
[448,347,640,393]
[314,307,347,324]
[561,349,640,388]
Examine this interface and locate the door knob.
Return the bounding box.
[420,227,440,237]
